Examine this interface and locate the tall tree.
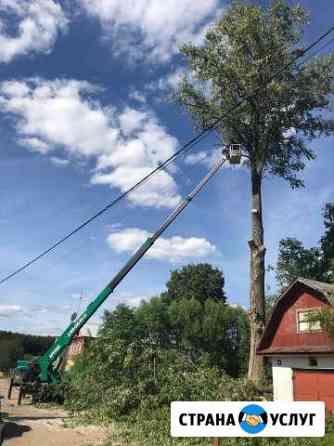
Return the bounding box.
[165,263,226,303]
[177,0,334,383]
[100,264,248,376]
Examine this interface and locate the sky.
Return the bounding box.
[0,0,333,336]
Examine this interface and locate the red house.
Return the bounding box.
[257,278,334,413]
[63,327,96,370]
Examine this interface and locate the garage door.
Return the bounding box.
[294,370,334,413]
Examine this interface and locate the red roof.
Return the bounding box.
[258,345,334,355]
[257,278,334,355]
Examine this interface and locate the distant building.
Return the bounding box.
[63,326,97,370]
[257,278,334,413]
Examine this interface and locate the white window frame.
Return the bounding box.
[296,308,322,333]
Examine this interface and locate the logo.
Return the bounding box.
[238,404,268,434]
[170,401,325,437]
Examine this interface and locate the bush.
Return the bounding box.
[64,278,251,445]
[33,382,67,405]
[0,338,24,372]
[65,338,262,445]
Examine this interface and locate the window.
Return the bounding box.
[297,309,321,332]
[309,357,318,367]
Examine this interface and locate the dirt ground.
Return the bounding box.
[0,378,109,446]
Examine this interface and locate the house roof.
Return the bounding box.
[295,278,334,297]
[257,277,334,355]
[258,345,334,355]
[79,324,99,337]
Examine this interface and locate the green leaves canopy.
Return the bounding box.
[321,203,334,282]
[99,268,247,376]
[275,202,334,288]
[165,263,226,303]
[66,264,249,420]
[178,0,334,185]
[275,237,324,288]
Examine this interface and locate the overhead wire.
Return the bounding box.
[296,35,334,68]
[1,24,334,287]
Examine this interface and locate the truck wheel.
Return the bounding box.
[17,388,24,406]
[0,423,4,445]
[7,378,13,399]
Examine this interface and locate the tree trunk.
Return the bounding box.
[247,167,266,384]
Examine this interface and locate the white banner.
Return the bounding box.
[171,401,325,437]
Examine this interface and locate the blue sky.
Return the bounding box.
[0,0,333,336]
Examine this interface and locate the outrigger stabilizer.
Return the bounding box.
[8,154,228,404]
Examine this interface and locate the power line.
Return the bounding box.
[0,131,209,286]
[298,35,334,68]
[303,25,334,55]
[1,24,334,287]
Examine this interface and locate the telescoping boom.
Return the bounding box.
[9,155,226,402]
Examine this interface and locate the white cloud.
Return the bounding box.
[129,90,147,104]
[0,0,68,63]
[152,67,186,93]
[19,137,50,153]
[118,107,147,136]
[230,303,247,311]
[184,148,221,168]
[184,150,212,166]
[0,304,22,317]
[110,292,146,308]
[184,148,249,170]
[0,78,180,208]
[145,67,186,101]
[107,227,216,262]
[283,127,297,139]
[147,66,213,104]
[79,0,220,62]
[50,156,70,166]
[92,167,180,208]
[80,324,99,337]
[123,296,144,308]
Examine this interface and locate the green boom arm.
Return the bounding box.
[36,156,226,383]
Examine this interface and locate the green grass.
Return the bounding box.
[320,432,334,445]
[101,423,334,446]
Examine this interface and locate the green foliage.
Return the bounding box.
[177,0,334,185]
[101,264,247,376]
[321,203,334,283]
[67,344,258,445]
[65,264,250,444]
[166,263,226,303]
[136,296,172,346]
[265,293,279,320]
[167,297,249,375]
[33,382,67,405]
[274,202,334,289]
[177,0,334,383]
[275,238,325,289]
[66,306,249,440]
[68,296,249,407]
[274,202,334,343]
[316,307,334,341]
[0,330,54,372]
[0,338,24,371]
[64,257,334,445]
